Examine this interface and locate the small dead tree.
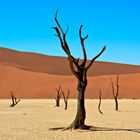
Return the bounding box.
[10,91,20,107]
[111,75,120,111]
[61,89,70,110]
[98,89,103,114]
[54,85,62,107]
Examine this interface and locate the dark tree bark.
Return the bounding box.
[68,80,87,129]
[54,85,61,107]
[61,89,70,110]
[111,75,119,111]
[10,91,20,107]
[98,89,103,114]
[53,10,106,129]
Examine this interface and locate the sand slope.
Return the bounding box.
[0,47,140,76]
[0,63,140,99]
[0,47,140,99]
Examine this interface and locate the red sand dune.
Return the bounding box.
[0,47,140,76]
[0,47,140,99]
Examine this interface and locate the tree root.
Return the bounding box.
[49,125,140,133]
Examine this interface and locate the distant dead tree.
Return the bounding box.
[54,85,62,107]
[111,75,120,111]
[52,10,106,129]
[61,89,70,110]
[98,89,103,114]
[10,91,20,107]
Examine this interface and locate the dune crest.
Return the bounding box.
[0,47,140,76]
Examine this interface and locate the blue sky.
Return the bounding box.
[0,0,140,65]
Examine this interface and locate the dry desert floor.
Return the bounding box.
[0,99,140,140]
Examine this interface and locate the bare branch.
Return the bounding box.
[54,85,62,107]
[66,90,70,100]
[70,56,79,67]
[79,25,88,66]
[68,58,79,79]
[55,85,61,95]
[61,89,65,100]
[16,99,20,104]
[55,9,64,34]
[52,27,66,52]
[86,46,106,71]
[53,10,79,79]
[65,25,69,35]
[54,10,70,55]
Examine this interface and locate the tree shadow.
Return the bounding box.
[49,125,140,133]
[89,126,140,133]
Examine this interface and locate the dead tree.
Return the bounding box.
[61,89,70,110]
[53,10,106,129]
[111,75,119,111]
[10,91,20,107]
[98,89,103,114]
[55,85,62,107]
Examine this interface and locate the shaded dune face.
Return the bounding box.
[0,47,140,76]
[0,47,140,99]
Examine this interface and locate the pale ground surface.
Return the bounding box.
[0,99,140,140]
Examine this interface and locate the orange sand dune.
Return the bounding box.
[0,63,140,99]
[0,47,140,99]
[0,47,140,76]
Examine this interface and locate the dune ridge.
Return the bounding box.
[0,47,140,76]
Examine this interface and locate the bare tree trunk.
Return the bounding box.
[10,92,15,107]
[67,80,88,129]
[111,75,119,111]
[61,89,70,110]
[54,86,61,107]
[56,100,60,107]
[115,98,118,111]
[64,102,67,110]
[10,92,20,107]
[98,89,103,114]
[115,75,119,111]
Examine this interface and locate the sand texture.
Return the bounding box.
[0,63,140,99]
[0,99,140,140]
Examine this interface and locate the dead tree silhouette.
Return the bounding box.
[55,85,62,107]
[10,91,20,107]
[61,89,70,110]
[98,89,103,114]
[111,75,119,111]
[52,10,106,130]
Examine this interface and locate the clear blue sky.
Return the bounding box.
[0,0,140,65]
